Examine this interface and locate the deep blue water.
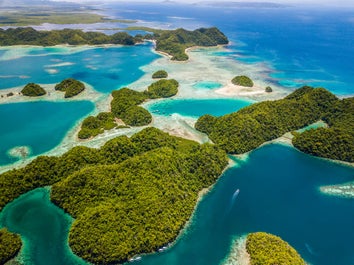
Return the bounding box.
[133,144,354,265]
[105,3,354,95]
[147,98,252,117]
[0,101,94,166]
[0,43,159,93]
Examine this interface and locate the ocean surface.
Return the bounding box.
[104,2,354,96]
[0,2,354,265]
[0,101,94,166]
[147,98,253,118]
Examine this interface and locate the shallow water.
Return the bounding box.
[0,188,86,265]
[0,101,94,166]
[147,98,253,118]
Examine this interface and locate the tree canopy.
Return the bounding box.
[246,232,305,265]
[55,78,85,98]
[195,86,339,154]
[0,228,22,264]
[231,75,254,87]
[0,127,228,264]
[21,82,46,97]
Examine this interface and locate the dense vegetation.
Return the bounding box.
[152,70,168,79]
[79,80,179,139]
[0,27,138,46]
[231,75,254,87]
[195,86,338,154]
[293,96,354,162]
[146,79,179,98]
[21,82,46,96]
[246,232,305,265]
[0,128,228,264]
[0,228,22,264]
[55,78,85,98]
[0,27,228,61]
[78,112,116,140]
[265,86,273,93]
[154,27,229,60]
[110,88,152,126]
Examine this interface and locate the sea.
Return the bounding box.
[0,2,353,265]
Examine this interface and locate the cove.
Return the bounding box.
[0,188,86,265]
[147,98,253,118]
[133,144,354,265]
[0,101,94,166]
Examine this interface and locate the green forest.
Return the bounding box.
[195,86,339,153]
[152,70,168,79]
[0,27,228,61]
[0,228,22,264]
[246,232,305,265]
[21,83,46,97]
[79,79,179,139]
[55,78,85,98]
[293,97,354,162]
[0,127,228,264]
[154,27,229,60]
[231,75,254,87]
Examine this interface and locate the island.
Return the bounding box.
[152,70,168,79]
[55,78,85,98]
[0,27,229,61]
[79,79,179,139]
[0,127,228,264]
[21,83,46,97]
[231,75,254,87]
[246,232,305,265]
[0,228,22,264]
[195,86,354,163]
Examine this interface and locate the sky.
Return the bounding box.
[48,0,354,7]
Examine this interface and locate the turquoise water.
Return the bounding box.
[0,43,159,93]
[0,188,86,265]
[147,98,253,118]
[192,81,223,90]
[1,145,352,265]
[133,144,354,265]
[0,101,94,166]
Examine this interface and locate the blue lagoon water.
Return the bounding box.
[0,43,159,93]
[105,3,354,96]
[0,101,94,166]
[0,188,86,265]
[147,98,252,118]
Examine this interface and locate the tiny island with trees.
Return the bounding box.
[21,83,46,97]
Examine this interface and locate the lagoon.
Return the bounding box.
[0,101,94,166]
[147,98,253,118]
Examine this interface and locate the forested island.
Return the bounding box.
[246,232,305,265]
[55,78,86,98]
[0,27,229,61]
[21,83,46,97]
[196,86,354,162]
[79,79,179,139]
[0,128,228,264]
